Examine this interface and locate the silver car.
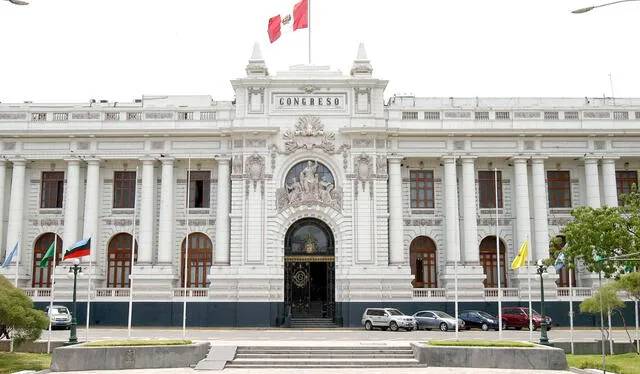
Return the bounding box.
[361,308,416,331]
[46,305,72,330]
[413,310,465,332]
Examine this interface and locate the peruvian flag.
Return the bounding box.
[267,0,309,43]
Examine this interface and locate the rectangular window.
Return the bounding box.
[616,170,638,205]
[188,171,211,208]
[40,171,64,208]
[409,170,434,208]
[113,171,136,208]
[547,171,571,208]
[478,170,503,209]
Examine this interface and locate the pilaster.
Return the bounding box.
[138,157,156,263]
[583,157,601,208]
[5,159,25,269]
[157,157,175,264]
[388,155,404,264]
[531,157,549,262]
[82,158,101,263]
[63,158,81,252]
[442,156,459,263]
[215,157,231,265]
[461,156,479,263]
[601,157,619,207]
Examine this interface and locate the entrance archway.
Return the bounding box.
[284,218,335,319]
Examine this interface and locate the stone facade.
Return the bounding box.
[0,43,639,326]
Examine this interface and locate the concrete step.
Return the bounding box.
[225,345,420,369]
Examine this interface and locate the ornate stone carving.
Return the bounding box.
[276,160,343,212]
[354,153,373,184]
[232,155,243,175]
[282,116,337,153]
[246,153,265,190]
[376,155,387,175]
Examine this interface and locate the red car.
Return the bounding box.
[501,307,552,331]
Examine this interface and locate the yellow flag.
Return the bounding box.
[510,240,528,269]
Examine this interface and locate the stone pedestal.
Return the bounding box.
[515,266,558,301]
[441,264,486,299]
[128,265,175,300]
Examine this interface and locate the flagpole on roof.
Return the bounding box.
[127,166,139,339]
[307,0,311,64]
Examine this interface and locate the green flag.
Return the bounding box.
[39,241,56,268]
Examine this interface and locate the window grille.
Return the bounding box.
[495,111,510,120]
[564,112,579,120]
[402,111,418,120]
[614,111,629,120]
[423,111,440,120]
[544,112,559,120]
[474,112,489,120]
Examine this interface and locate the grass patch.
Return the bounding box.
[566,353,640,374]
[84,339,191,347]
[428,340,535,348]
[0,352,51,374]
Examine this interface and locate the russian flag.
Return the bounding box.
[63,237,91,261]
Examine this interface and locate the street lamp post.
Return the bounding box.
[572,0,640,13]
[536,260,550,346]
[67,258,82,345]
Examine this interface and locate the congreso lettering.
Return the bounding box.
[278,96,341,107]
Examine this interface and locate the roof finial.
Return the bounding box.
[246,42,268,76]
[351,42,373,77]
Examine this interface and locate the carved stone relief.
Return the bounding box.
[354,153,373,183]
[376,155,387,175]
[276,160,342,212]
[246,153,265,190]
[232,155,243,174]
[279,116,349,154]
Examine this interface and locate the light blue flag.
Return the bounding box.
[1,242,19,269]
[554,251,565,271]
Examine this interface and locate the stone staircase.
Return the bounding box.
[224,345,422,369]
[289,317,340,329]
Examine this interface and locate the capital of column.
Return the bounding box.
[601,157,619,165]
[460,156,477,163]
[159,157,175,165]
[531,156,548,165]
[511,156,529,164]
[441,155,457,164]
[9,158,26,167]
[84,158,101,166]
[139,156,156,165]
[387,155,404,163]
[64,158,81,166]
[582,157,599,164]
[215,156,231,164]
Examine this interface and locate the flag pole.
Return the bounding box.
[307,0,311,64]
[495,167,502,340]
[127,166,139,339]
[182,157,191,340]
[569,265,574,354]
[47,233,57,354]
[14,241,20,288]
[85,243,92,342]
[527,236,533,343]
[454,257,459,340]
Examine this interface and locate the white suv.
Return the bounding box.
[361,308,415,331]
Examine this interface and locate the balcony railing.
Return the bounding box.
[22,288,52,298]
[95,288,131,298]
[412,288,446,299]
[484,288,520,298]
[173,288,209,298]
[556,287,593,298]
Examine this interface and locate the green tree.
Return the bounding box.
[0,275,49,346]
[615,272,640,301]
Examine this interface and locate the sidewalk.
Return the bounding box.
[48,368,574,374]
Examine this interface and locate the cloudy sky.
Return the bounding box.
[0,0,637,103]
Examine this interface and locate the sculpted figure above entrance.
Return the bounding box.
[276,160,343,212]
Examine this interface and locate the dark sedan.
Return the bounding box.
[458,310,499,331]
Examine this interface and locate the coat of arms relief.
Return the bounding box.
[280,116,348,154]
[276,160,343,212]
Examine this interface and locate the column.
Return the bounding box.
[388,156,404,264]
[0,160,6,259]
[5,159,26,263]
[584,158,601,208]
[601,158,618,207]
[443,156,460,263]
[531,157,549,262]
[461,157,479,263]
[215,157,231,265]
[157,157,174,263]
[138,157,155,263]
[63,159,81,251]
[513,157,532,253]
[82,159,101,263]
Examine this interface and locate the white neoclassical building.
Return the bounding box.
[1,44,638,327]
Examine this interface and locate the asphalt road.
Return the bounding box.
[41,326,640,344]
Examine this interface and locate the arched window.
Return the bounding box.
[554,235,576,287]
[107,233,138,288]
[410,236,437,288]
[32,233,63,288]
[180,232,213,288]
[479,236,507,288]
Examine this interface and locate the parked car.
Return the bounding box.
[412,310,465,332]
[501,306,553,331]
[46,305,72,330]
[458,310,499,331]
[361,308,416,331]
